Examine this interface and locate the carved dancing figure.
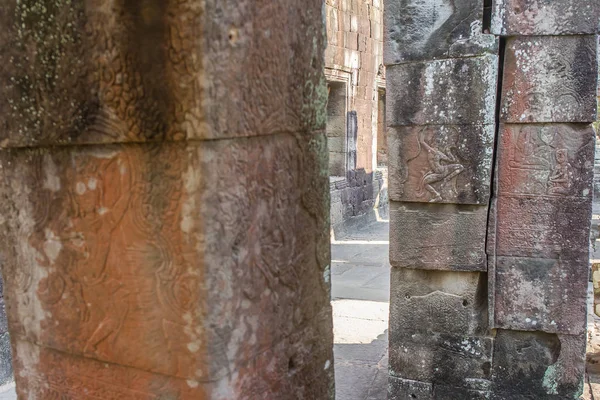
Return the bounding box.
[417,137,464,202]
[548,148,572,195]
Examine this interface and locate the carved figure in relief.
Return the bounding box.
[547,149,573,195]
[509,129,548,170]
[60,151,133,357]
[416,134,464,202]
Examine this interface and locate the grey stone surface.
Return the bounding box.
[388,376,432,400]
[492,257,587,335]
[0,335,11,388]
[388,125,495,205]
[386,55,498,126]
[433,385,490,400]
[501,36,598,123]
[491,0,600,36]
[384,0,497,65]
[389,268,488,336]
[491,330,585,399]
[389,331,493,386]
[389,202,488,271]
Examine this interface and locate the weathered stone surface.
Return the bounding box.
[0,0,327,147]
[386,55,498,126]
[0,133,333,398]
[389,268,488,336]
[490,123,595,260]
[384,0,497,64]
[388,125,495,205]
[433,385,490,400]
[388,376,432,400]
[389,332,493,386]
[492,257,587,335]
[0,333,12,386]
[501,36,598,123]
[389,202,488,271]
[491,0,600,36]
[491,331,585,399]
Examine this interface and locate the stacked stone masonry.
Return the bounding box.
[325,0,388,234]
[0,1,334,399]
[386,0,599,399]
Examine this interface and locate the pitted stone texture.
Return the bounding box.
[389,202,488,271]
[490,123,595,261]
[496,124,595,199]
[389,268,488,336]
[0,0,327,147]
[491,0,599,36]
[388,377,432,400]
[388,125,495,205]
[492,257,587,335]
[433,385,490,400]
[491,331,585,399]
[384,0,497,65]
[501,36,598,123]
[0,133,333,399]
[389,332,493,387]
[386,55,498,126]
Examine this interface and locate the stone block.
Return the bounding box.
[389,202,488,271]
[491,257,587,335]
[491,330,585,399]
[491,0,599,36]
[501,36,598,123]
[389,332,493,386]
[0,133,333,397]
[389,268,488,336]
[490,124,595,260]
[496,124,595,199]
[433,385,490,400]
[0,0,328,147]
[388,376,432,400]
[388,125,495,205]
[386,55,498,126]
[384,0,497,64]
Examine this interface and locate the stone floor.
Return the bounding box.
[331,219,390,400]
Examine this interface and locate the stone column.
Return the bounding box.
[384,0,499,398]
[0,1,334,399]
[488,2,598,398]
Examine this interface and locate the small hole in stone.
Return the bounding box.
[410,395,417,399]
[228,28,239,45]
[405,294,411,300]
[288,357,296,373]
[463,299,469,307]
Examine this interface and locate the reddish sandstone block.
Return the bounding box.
[490,124,595,260]
[388,125,495,205]
[0,0,327,148]
[491,0,599,36]
[0,133,333,399]
[501,36,598,123]
[389,202,488,271]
